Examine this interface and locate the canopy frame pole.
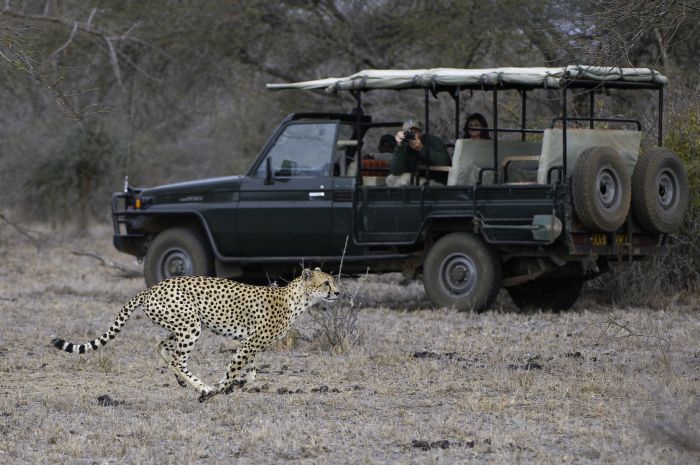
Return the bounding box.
[452,87,461,140]
[423,87,431,185]
[520,90,527,141]
[492,88,499,184]
[658,87,664,147]
[562,86,568,182]
[352,90,364,185]
[589,89,595,129]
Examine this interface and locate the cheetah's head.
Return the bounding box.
[301,268,340,304]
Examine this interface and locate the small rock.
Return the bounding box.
[411,440,450,451]
[565,351,583,358]
[295,389,303,394]
[414,351,440,359]
[412,440,431,451]
[97,395,121,407]
[277,387,289,395]
[331,388,340,393]
[524,361,542,370]
[260,383,270,391]
[413,351,458,360]
[318,385,329,393]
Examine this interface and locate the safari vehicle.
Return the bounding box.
[112,65,688,312]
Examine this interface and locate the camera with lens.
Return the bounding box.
[400,130,416,147]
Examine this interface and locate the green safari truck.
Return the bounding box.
[112,65,688,312]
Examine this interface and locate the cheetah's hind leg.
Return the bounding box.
[158,334,187,388]
[225,356,257,394]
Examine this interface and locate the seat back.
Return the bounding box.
[447,139,542,185]
[536,128,641,183]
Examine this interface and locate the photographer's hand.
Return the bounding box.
[395,131,404,144]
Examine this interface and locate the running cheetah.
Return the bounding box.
[50,268,339,402]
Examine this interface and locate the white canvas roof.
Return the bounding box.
[267,65,667,92]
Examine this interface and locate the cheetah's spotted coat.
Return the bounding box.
[50,268,339,401]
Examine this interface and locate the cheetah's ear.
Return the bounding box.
[314,267,321,272]
[302,268,313,281]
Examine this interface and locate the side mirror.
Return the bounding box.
[264,157,273,185]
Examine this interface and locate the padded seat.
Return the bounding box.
[536,128,641,184]
[447,139,542,185]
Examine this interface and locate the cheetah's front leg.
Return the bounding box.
[199,343,256,401]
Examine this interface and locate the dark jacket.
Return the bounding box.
[390,133,451,183]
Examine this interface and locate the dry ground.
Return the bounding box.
[0,225,698,465]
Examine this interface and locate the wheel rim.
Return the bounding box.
[596,167,621,212]
[159,248,193,279]
[439,253,477,296]
[656,169,679,211]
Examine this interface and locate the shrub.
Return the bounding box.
[599,96,700,307]
[23,123,119,231]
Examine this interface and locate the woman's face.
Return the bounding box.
[467,119,483,139]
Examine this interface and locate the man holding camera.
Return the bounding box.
[387,119,451,186]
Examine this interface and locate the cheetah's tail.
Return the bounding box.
[50,289,148,354]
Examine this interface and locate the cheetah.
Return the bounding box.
[50,268,339,402]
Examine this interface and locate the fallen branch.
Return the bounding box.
[595,311,671,349]
[0,212,44,246]
[70,250,141,278]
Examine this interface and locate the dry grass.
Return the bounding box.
[0,224,698,464]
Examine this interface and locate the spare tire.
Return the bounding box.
[571,146,631,232]
[631,147,689,234]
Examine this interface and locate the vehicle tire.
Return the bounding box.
[631,147,689,234]
[144,227,214,287]
[422,232,501,312]
[507,278,583,312]
[571,146,631,232]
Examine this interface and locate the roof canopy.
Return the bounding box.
[267,65,667,92]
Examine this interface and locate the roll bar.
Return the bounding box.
[346,82,664,186]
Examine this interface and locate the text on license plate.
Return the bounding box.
[592,234,628,246]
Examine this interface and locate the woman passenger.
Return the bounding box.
[463,113,491,140]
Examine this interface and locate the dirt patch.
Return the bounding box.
[0,225,699,464]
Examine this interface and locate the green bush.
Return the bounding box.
[23,124,119,231]
[600,103,700,307]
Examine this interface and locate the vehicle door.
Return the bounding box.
[237,121,337,257]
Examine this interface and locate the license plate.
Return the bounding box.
[592,234,607,246]
[591,234,628,246]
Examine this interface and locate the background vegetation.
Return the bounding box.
[0,0,698,301]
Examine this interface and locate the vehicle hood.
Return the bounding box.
[140,175,243,204]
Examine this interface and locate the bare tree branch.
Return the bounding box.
[50,20,78,59]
